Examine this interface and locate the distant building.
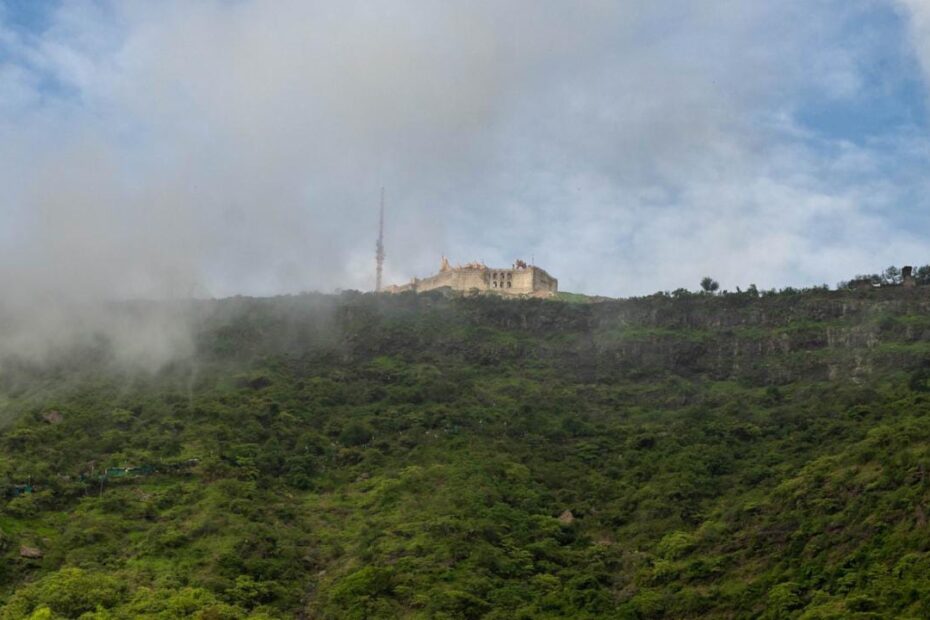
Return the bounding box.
[384,257,558,297]
[848,265,920,290]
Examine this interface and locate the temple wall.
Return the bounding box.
[385,263,558,297]
[415,268,487,292]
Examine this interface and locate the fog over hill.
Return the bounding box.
[3,3,930,617]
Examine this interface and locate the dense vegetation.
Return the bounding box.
[2,286,930,618]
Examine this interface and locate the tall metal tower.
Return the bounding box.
[375,188,385,292]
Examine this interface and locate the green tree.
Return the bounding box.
[1,569,123,619]
[915,265,930,285]
[700,277,720,294]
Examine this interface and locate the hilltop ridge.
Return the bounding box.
[1,285,930,618]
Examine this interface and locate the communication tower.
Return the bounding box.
[375,188,385,292]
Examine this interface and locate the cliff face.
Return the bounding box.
[586,291,930,384]
[331,287,930,386]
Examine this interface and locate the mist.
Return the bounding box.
[1,0,930,365]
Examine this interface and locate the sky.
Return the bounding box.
[1,0,930,299]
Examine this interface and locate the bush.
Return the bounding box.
[1,568,124,619]
[339,422,374,447]
[657,531,696,560]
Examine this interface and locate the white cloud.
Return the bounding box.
[0,0,927,305]
[899,0,930,82]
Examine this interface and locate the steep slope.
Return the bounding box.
[1,288,930,618]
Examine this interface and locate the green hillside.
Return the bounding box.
[2,287,930,618]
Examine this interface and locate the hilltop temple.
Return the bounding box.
[384,257,558,297]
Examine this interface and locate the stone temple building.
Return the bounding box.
[384,257,558,297]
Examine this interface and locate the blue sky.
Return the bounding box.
[2,0,51,31]
[2,0,930,299]
[795,3,927,141]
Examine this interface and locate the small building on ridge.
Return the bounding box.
[384,257,558,297]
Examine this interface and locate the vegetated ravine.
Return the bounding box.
[2,287,930,619]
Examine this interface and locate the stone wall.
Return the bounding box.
[420,268,487,292]
[385,261,558,297]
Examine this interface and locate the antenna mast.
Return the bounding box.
[375,188,385,292]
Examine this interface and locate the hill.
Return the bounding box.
[2,287,930,618]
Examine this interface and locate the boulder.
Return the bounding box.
[558,510,575,525]
[19,545,43,559]
[41,410,64,425]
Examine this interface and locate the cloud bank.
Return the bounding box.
[1,0,929,306]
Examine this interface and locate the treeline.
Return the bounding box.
[646,264,930,301]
